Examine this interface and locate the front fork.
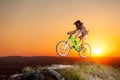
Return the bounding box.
[62,39,70,50]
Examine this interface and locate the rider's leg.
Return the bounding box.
[77,34,88,52]
[81,34,88,47]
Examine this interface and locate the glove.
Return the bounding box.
[67,32,70,35]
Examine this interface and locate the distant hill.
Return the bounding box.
[0,56,120,79]
[0,56,81,75]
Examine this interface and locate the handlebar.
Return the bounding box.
[67,32,83,40]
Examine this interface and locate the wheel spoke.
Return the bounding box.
[56,41,70,57]
[79,43,91,58]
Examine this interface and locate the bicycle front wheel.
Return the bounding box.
[78,43,91,58]
[56,41,70,57]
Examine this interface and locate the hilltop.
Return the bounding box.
[9,61,120,80]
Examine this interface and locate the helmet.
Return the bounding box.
[74,20,83,29]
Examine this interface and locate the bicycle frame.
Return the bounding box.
[66,35,82,51]
[62,36,71,50]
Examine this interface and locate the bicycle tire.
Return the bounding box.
[78,43,91,58]
[56,41,70,57]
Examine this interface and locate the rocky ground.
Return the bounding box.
[9,64,73,80]
[9,62,120,80]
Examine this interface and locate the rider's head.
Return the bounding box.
[74,20,83,29]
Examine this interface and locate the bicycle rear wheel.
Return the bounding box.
[78,43,91,58]
[56,41,70,57]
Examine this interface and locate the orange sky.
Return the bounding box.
[0,0,120,57]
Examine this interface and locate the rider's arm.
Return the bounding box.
[68,29,78,34]
[75,30,81,38]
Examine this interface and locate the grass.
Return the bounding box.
[22,61,120,80]
[58,61,120,80]
[57,68,84,80]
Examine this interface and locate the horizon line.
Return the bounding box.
[0,55,120,58]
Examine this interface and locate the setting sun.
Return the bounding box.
[93,47,102,55]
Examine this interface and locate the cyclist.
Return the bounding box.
[68,20,88,50]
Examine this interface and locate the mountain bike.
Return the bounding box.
[56,34,91,58]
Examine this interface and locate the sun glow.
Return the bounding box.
[93,47,102,55]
